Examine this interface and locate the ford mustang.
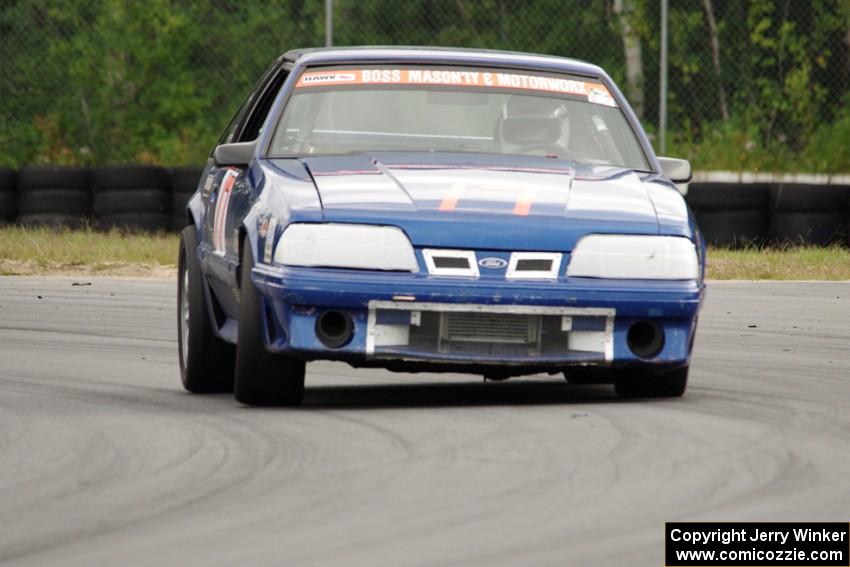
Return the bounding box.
[177,47,705,405]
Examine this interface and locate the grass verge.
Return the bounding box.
[0,225,179,277]
[1,226,849,280]
[707,245,850,280]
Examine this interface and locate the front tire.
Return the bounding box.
[614,366,689,398]
[234,241,305,406]
[178,226,235,393]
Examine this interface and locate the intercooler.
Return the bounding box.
[366,301,615,362]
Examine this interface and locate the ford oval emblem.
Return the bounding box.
[478,257,508,269]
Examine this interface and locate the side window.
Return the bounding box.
[215,62,284,147]
[239,68,290,142]
[217,97,251,146]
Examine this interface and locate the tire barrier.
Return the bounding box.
[0,168,16,223]
[16,165,90,227]
[3,166,850,246]
[767,184,848,246]
[92,165,170,231]
[170,165,204,231]
[685,183,769,247]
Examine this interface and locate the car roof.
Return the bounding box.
[280,46,605,77]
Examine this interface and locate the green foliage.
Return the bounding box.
[1,0,321,167]
[0,0,849,171]
[654,0,849,170]
[801,99,850,173]
[667,116,785,172]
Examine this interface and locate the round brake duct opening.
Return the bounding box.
[627,320,665,359]
[315,310,354,349]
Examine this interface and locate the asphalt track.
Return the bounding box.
[0,277,848,566]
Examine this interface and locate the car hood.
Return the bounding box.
[269,152,690,251]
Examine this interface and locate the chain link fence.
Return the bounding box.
[2,0,849,171]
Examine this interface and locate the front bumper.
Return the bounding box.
[252,265,704,369]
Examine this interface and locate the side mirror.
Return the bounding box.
[657,156,692,183]
[213,140,256,167]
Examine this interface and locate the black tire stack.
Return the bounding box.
[16,166,91,227]
[768,184,848,246]
[0,168,16,224]
[92,165,171,231]
[170,165,204,231]
[686,183,769,247]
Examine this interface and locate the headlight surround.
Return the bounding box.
[567,235,699,280]
[274,223,418,272]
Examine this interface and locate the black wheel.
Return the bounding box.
[18,165,88,191]
[0,192,15,223]
[614,365,688,398]
[0,167,16,193]
[171,192,193,230]
[97,212,169,232]
[91,165,169,190]
[0,167,16,222]
[696,210,768,247]
[17,213,88,228]
[768,211,846,246]
[686,183,768,212]
[18,188,92,216]
[234,241,305,406]
[178,225,235,393]
[769,184,848,212]
[15,166,92,223]
[170,166,204,194]
[171,214,190,232]
[94,188,169,215]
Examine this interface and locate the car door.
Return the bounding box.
[199,62,291,321]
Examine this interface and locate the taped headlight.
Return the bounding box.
[567,235,698,280]
[274,223,418,272]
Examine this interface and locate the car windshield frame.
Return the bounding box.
[266,63,652,171]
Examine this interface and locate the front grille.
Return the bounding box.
[441,341,534,357]
[368,301,614,363]
[443,312,537,344]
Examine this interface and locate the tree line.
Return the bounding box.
[1,0,848,171]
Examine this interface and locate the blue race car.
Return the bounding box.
[177,47,705,405]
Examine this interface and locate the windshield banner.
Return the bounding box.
[295,68,617,107]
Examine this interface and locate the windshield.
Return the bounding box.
[270,65,650,170]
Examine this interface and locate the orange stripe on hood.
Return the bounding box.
[439,184,465,211]
[513,191,536,216]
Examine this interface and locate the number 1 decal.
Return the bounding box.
[213,169,239,255]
